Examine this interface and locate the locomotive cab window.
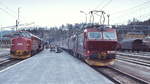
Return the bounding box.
[88,32,102,40]
[103,32,117,40]
[23,32,32,38]
[13,32,23,37]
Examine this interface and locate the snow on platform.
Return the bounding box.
[0,49,113,84]
[0,48,10,57]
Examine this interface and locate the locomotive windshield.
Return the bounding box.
[13,32,31,38]
[103,32,117,40]
[13,32,24,37]
[88,32,102,40]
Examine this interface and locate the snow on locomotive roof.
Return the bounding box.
[12,31,31,37]
[12,31,42,40]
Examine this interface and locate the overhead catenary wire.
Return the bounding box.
[0,2,19,27]
[134,11,150,21]
[110,10,150,25]
[111,5,150,20]
[0,8,17,18]
[94,0,108,10]
[100,0,112,10]
[110,0,150,25]
[0,2,26,30]
[0,1,17,15]
[0,1,17,19]
[111,0,150,15]
[0,2,38,30]
[0,1,28,25]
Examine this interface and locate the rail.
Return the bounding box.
[93,66,149,84]
[117,54,150,67]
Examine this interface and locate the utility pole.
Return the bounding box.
[16,7,20,31]
[0,25,2,48]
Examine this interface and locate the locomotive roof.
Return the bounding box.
[12,31,42,40]
[84,27,115,32]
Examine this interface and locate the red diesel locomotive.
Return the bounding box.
[59,26,118,66]
[10,31,44,59]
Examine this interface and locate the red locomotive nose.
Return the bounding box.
[86,40,118,51]
[11,37,31,51]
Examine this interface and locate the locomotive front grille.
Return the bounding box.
[90,53,106,60]
[100,52,107,59]
[14,50,29,56]
[89,52,115,60]
[16,50,23,55]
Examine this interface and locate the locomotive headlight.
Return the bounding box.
[101,52,107,56]
[27,44,30,46]
[87,50,90,54]
[107,51,116,54]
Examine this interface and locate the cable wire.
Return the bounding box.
[110,1,150,24]
[111,0,150,15]
[0,1,17,15]
[0,8,17,18]
[94,0,108,10]
[101,0,112,10]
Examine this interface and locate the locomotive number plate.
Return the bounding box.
[17,43,23,45]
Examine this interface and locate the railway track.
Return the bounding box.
[0,53,10,58]
[93,66,149,84]
[117,53,150,60]
[117,54,150,67]
[67,50,150,84]
[0,58,12,65]
[0,57,22,71]
[71,53,150,84]
[132,52,150,56]
[124,51,150,56]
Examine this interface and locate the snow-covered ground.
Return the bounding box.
[118,51,150,57]
[0,49,113,84]
[113,60,150,82]
[0,48,10,57]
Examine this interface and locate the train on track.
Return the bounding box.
[143,36,150,51]
[118,37,150,52]
[58,26,119,66]
[10,31,44,59]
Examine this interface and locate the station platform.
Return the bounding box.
[0,48,10,57]
[0,49,113,84]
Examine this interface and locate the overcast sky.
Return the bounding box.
[0,0,150,27]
